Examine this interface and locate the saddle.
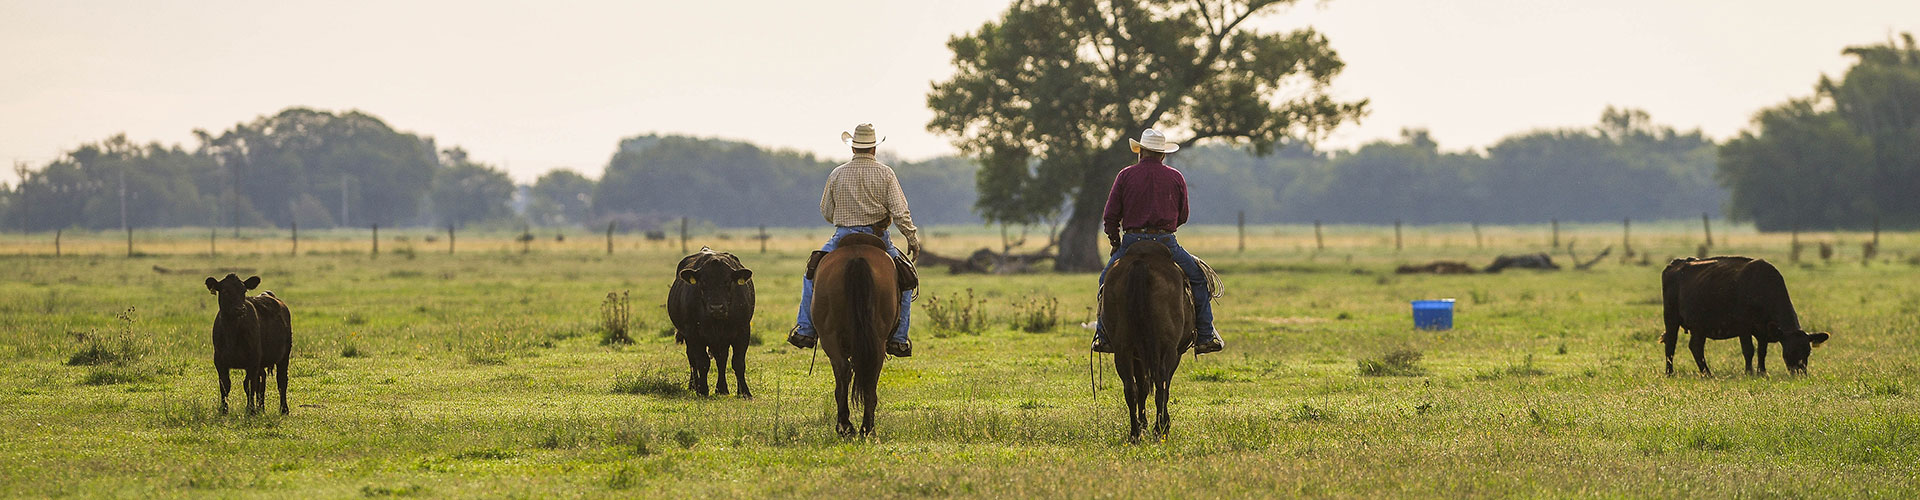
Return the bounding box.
[806,236,918,292]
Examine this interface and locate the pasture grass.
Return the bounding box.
[0,223,1916,498]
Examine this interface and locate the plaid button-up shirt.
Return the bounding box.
[820,153,919,247]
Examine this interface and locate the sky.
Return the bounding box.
[3,0,1917,184]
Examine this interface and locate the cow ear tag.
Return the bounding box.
[686,278,697,285]
[735,278,748,285]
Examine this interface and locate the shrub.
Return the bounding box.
[600,291,633,345]
[924,288,988,337]
[1012,297,1061,333]
[67,307,146,366]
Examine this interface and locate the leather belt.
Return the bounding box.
[1125,228,1172,234]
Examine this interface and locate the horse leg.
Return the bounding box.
[1740,335,1756,374]
[217,368,232,414]
[858,355,880,436]
[833,361,855,437]
[684,342,710,396]
[731,339,751,398]
[710,344,731,396]
[1689,333,1712,376]
[276,358,290,414]
[1154,377,1171,439]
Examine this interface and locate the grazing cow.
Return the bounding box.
[204,274,293,414]
[667,247,756,397]
[811,233,903,436]
[1103,240,1195,442]
[1661,256,1832,375]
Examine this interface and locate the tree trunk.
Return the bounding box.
[1054,149,1137,272]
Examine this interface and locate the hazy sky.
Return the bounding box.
[4,1,1917,184]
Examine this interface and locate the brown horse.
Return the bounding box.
[811,232,900,436]
[1102,240,1195,441]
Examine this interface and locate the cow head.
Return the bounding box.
[679,261,752,320]
[204,274,260,317]
[1780,329,1832,373]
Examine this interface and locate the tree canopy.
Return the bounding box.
[1719,33,1920,230]
[928,0,1367,270]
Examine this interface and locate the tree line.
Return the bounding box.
[2,34,1911,234]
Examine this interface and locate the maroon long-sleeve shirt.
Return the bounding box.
[1101,157,1189,245]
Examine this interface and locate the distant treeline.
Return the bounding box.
[0,107,1724,232]
[8,28,1920,234]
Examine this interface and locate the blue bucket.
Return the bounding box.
[1411,299,1455,330]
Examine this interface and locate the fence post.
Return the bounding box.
[55,229,61,258]
[448,225,456,254]
[522,225,532,254]
[680,217,689,254]
[1472,221,1482,249]
[1702,212,1713,248]
[210,227,217,257]
[372,224,379,258]
[1237,211,1245,253]
[1394,219,1403,252]
[291,221,298,257]
[126,225,133,258]
[1551,218,1559,249]
[606,221,616,255]
[1314,220,1324,252]
[1621,218,1632,259]
[759,225,768,254]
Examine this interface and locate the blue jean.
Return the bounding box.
[1100,233,1215,337]
[794,226,912,343]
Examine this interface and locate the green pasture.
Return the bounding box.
[1,223,1916,498]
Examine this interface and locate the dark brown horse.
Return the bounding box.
[1102,240,1195,441]
[811,232,900,436]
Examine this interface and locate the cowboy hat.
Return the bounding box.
[1128,128,1180,153]
[842,123,886,148]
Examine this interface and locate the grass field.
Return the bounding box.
[1,223,1916,498]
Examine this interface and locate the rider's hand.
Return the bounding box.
[907,241,922,264]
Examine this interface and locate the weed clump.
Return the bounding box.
[1289,404,1329,422]
[600,291,633,345]
[1012,297,1061,333]
[67,307,146,366]
[1357,349,1426,377]
[612,371,687,398]
[360,484,425,497]
[924,289,987,337]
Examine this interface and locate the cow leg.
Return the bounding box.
[1662,324,1680,376]
[1689,333,1711,376]
[217,368,232,414]
[685,342,710,396]
[1755,341,1769,374]
[1740,336,1756,374]
[710,344,731,396]
[276,358,290,414]
[833,362,855,437]
[731,340,751,399]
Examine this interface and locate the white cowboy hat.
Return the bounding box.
[841,123,886,148]
[1128,128,1180,153]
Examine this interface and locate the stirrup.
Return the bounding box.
[786,326,816,349]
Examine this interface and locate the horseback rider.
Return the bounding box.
[787,123,919,357]
[1091,129,1224,354]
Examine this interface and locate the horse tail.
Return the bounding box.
[844,257,878,360]
[1123,259,1162,391]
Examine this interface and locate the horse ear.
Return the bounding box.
[243,276,261,290]
[1808,332,1830,347]
[678,268,698,284]
[205,277,219,294]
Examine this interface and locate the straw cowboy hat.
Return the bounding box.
[842,123,886,148]
[1128,128,1180,154]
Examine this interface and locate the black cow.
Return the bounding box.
[667,247,756,397]
[204,274,293,414]
[1661,256,1832,375]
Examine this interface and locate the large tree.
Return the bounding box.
[198,108,439,228]
[928,0,1366,271]
[1720,33,1920,230]
[428,148,516,228]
